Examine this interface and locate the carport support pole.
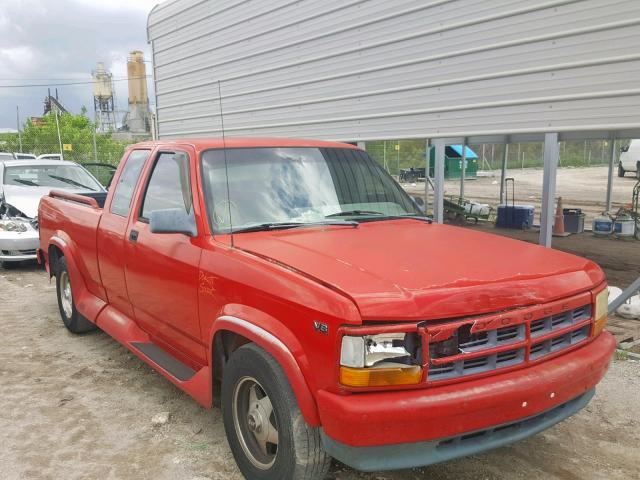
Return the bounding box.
[433,139,446,223]
[425,139,431,214]
[540,133,559,248]
[605,135,616,212]
[460,139,467,198]
[499,140,509,204]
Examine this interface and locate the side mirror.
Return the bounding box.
[149,208,197,236]
[411,195,426,213]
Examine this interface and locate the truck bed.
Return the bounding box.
[38,190,106,302]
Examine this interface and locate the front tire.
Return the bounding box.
[222,343,330,480]
[618,164,625,177]
[55,256,97,334]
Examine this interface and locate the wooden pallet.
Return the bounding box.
[607,314,640,345]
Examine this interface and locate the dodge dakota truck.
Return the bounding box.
[38,138,615,480]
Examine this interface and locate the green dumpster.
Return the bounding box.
[429,145,479,180]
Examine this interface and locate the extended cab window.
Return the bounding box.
[140,152,193,220]
[110,150,150,216]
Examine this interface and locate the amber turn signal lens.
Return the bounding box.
[593,288,609,337]
[340,365,422,387]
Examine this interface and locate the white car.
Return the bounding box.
[619,140,640,177]
[0,159,105,267]
[14,153,37,160]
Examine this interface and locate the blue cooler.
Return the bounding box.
[496,205,535,229]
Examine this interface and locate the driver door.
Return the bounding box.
[124,148,206,366]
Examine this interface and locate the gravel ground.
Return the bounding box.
[1,265,639,480]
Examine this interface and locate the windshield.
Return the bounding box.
[3,164,103,191]
[201,147,421,233]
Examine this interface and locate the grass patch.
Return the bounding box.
[615,349,630,361]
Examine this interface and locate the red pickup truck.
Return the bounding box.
[38,138,615,480]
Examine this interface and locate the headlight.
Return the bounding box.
[339,333,422,387]
[0,218,29,233]
[593,287,608,337]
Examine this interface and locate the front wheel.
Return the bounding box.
[221,343,330,480]
[618,164,625,177]
[55,256,97,334]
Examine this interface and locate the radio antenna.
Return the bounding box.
[217,80,234,248]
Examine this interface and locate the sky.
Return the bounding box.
[0,0,162,130]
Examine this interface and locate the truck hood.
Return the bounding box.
[234,220,605,321]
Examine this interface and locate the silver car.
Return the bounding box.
[0,159,105,266]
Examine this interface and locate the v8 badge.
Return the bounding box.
[313,321,329,335]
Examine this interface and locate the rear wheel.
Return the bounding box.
[55,257,97,334]
[222,343,330,480]
[618,164,625,177]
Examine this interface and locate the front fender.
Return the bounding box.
[210,313,321,426]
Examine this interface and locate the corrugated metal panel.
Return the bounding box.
[148,0,640,141]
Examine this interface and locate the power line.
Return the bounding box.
[0,76,152,88]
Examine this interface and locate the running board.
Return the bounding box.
[96,305,212,408]
[132,342,196,381]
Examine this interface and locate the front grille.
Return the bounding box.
[530,305,591,338]
[530,325,590,360]
[1,249,36,256]
[429,347,526,380]
[427,298,593,382]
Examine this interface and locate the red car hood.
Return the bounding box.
[234,220,604,321]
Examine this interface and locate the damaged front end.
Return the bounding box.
[0,194,39,263]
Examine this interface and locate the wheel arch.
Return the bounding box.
[47,234,104,322]
[210,315,321,426]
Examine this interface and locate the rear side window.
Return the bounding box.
[140,152,192,220]
[110,150,150,216]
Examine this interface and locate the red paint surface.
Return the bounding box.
[317,332,615,447]
[38,138,613,443]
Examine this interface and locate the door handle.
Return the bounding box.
[129,229,139,242]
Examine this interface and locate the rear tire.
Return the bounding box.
[618,164,625,177]
[55,256,97,334]
[221,343,330,480]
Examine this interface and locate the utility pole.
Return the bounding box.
[54,110,63,158]
[383,141,388,171]
[16,106,22,153]
[93,106,99,162]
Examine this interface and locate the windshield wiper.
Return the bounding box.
[48,174,96,191]
[326,210,432,223]
[13,179,39,187]
[326,210,385,217]
[233,220,359,234]
[386,214,433,223]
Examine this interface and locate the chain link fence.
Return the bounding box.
[0,113,143,168]
[1,139,136,165]
[366,139,627,176]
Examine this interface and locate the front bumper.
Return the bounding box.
[317,331,615,471]
[0,229,39,262]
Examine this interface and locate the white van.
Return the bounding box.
[619,140,640,177]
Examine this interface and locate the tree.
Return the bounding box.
[0,111,135,165]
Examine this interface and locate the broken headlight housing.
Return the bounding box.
[339,332,422,387]
[0,218,29,233]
